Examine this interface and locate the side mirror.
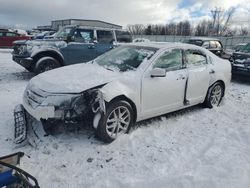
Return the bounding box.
[150,68,166,77]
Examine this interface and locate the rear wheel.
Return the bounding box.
[204,82,224,108]
[96,100,134,143]
[34,57,60,74]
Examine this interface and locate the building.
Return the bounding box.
[51,19,122,31]
[35,25,54,31]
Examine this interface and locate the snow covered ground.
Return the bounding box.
[0,49,250,188]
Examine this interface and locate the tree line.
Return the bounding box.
[127,8,249,36]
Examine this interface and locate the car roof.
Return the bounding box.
[126,42,205,50]
[188,37,220,41]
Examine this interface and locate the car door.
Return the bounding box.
[61,29,97,65]
[0,32,4,47]
[141,48,187,118]
[95,30,115,57]
[184,49,210,104]
[5,32,20,47]
[0,32,8,47]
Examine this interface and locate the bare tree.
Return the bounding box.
[126,24,145,35]
[239,27,249,36]
[210,7,235,36]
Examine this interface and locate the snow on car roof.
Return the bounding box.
[188,37,220,41]
[125,42,204,50]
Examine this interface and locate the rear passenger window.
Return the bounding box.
[73,29,94,43]
[185,50,207,67]
[215,41,222,49]
[202,41,210,49]
[6,32,17,37]
[97,30,114,44]
[153,49,183,71]
[209,41,217,48]
[0,32,3,37]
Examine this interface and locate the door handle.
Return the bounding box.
[177,74,186,80]
[209,69,215,74]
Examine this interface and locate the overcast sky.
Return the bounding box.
[0,0,249,29]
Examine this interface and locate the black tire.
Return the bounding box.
[6,182,26,188]
[34,56,60,74]
[24,66,34,72]
[96,100,134,143]
[203,82,224,108]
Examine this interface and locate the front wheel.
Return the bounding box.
[34,57,60,74]
[204,82,224,108]
[96,100,134,143]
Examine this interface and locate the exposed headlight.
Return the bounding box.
[70,95,87,114]
[41,94,79,107]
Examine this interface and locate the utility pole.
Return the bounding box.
[211,7,223,35]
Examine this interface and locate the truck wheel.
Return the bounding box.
[96,100,134,143]
[34,57,60,74]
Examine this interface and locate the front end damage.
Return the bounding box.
[14,87,106,145]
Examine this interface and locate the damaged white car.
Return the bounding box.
[14,43,231,143]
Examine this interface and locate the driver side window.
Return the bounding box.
[153,49,183,71]
[73,29,94,43]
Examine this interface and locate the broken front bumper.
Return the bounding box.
[13,105,27,144]
[14,104,46,145]
[23,100,57,121]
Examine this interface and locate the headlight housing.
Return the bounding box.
[18,45,27,55]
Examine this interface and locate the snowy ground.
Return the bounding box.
[0,49,250,188]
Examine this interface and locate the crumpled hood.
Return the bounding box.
[29,63,121,94]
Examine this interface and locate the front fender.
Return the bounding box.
[30,48,65,66]
[31,48,64,60]
[99,81,140,119]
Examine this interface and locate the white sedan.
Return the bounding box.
[14,43,231,143]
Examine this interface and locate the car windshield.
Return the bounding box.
[95,45,157,72]
[55,27,72,38]
[233,44,246,52]
[240,44,250,53]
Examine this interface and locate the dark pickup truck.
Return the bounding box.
[230,43,250,77]
[184,37,224,57]
[12,25,132,74]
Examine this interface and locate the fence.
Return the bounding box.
[132,35,250,49]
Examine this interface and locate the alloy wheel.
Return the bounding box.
[106,106,131,139]
[210,85,222,106]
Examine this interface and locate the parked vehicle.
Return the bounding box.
[0,152,39,188]
[223,43,247,59]
[184,37,224,57]
[12,25,132,74]
[0,30,30,48]
[232,43,247,52]
[33,31,56,40]
[230,43,250,77]
[14,43,231,143]
[133,38,150,43]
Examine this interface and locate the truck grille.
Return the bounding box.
[13,44,20,55]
